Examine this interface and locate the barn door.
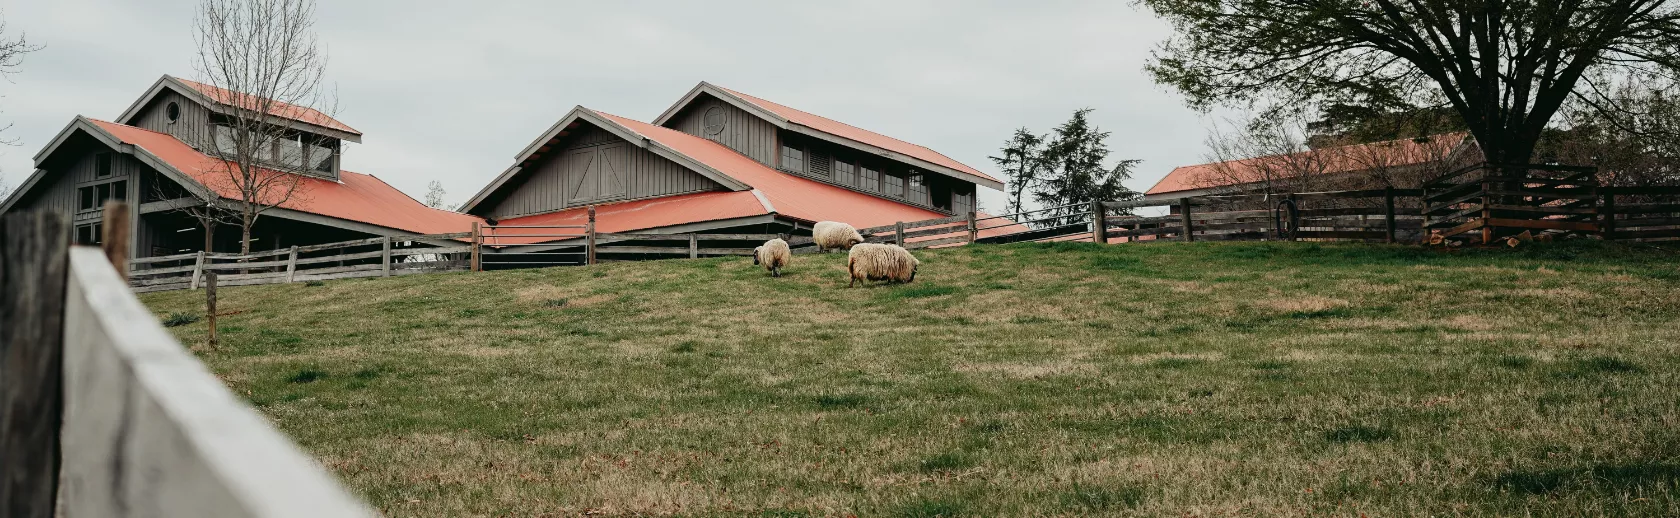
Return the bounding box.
[569,144,629,204]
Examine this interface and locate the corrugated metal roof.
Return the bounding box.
[1146,133,1469,195]
[172,76,361,135]
[712,86,1001,184]
[91,120,476,235]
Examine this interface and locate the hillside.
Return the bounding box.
[140,241,1680,517]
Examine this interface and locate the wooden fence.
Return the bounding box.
[1095,188,1426,244]
[0,210,375,517]
[129,232,473,293]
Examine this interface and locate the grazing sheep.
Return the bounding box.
[847,243,918,287]
[812,221,865,251]
[753,238,791,277]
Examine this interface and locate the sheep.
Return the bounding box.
[812,221,865,252]
[847,243,918,287]
[752,238,791,277]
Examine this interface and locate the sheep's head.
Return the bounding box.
[908,263,917,282]
[752,246,762,265]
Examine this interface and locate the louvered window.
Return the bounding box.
[808,149,833,178]
[860,166,881,192]
[834,160,856,186]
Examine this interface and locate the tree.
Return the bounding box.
[193,0,336,255]
[1539,79,1680,186]
[989,129,1046,215]
[0,12,40,149]
[1195,113,1467,204]
[1030,109,1140,226]
[1143,0,1680,166]
[424,180,450,209]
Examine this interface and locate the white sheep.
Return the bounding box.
[847,243,919,287]
[752,238,791,277]
[812,221,865,252]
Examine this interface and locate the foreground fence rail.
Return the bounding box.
[1,210,375,517]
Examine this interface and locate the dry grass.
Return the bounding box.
[140,240,1680,517]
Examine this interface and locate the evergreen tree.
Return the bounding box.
[989,128,1045,216]
[1031,109,1139,227]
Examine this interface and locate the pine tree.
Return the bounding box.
[1031,109,1139,227]
[989,128,1045,216]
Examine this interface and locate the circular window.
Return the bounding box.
[702,106,726,136]
[166,102,181,123]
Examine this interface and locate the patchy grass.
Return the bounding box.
[140,240,1680,516]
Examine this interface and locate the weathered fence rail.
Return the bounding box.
[1,210,374,517]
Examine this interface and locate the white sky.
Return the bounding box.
[1,0,1219,214]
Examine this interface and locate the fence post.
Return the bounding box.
[895,221,905,246]
[689,233,698,259]
[1600,189,1616,239]
[1090,201,1106,244]
[470,222,481,272]
[1383,187,1397,244]
[381,236,392,277]
[189,250,206,290]
[101,200,131,283]
[586,205,597,265]
[1480,179,1493,245]
[206,271,218,349]
[0,211,71,518]
[967,211,979,244]
[1180,198,1194,242]
[286,246,299,283]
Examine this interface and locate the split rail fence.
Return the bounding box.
[0,210,375,517]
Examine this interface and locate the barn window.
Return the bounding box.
[78,180,126,213]
[780,143,805,173]
[702,106,727,136]
[807,148,832,178]
[884,172,905,197]
[75,223,102,246]
[78,187,95,211]
[908,173,928,205]
[96,153,113,178]
[307,137,335,173]
[834,160,856,186]
[859,166,881,192]
[166,102,181,123]
[279,133,305,169]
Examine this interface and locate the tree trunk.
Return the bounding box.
[202,221,216,253]
[240,211,253,256]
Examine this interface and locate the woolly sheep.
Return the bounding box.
[812,221,865,251]
[752,238,791,277]
[847,243,918,287]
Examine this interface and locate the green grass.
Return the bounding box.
[140,240,1680,516]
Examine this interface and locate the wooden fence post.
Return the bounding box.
[285,246,299,283]
[101,200,131,283]
[381,236,392,277]
[967,211,979,244]
[189,250,206,290]
[895,221,905,246]
[470,222,481,272]
[1600,189,1616,239]
[1180,198,1195,242]
[1090,201,1106,244]
[205,271,218,349]
[1383,187,1397,244]
[586,205,597,265]
[1480,179,1493,245]
[689,233,698,259]
[0,211,71,518]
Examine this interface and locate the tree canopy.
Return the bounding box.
[992,109,1139,225]
[1143,0,1680,165]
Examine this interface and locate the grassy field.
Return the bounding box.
[140,241,1680,517]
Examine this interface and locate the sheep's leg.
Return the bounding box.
[772,266,780,278]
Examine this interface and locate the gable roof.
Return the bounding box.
[1146,133,1473,196]
[115,75,362,142]
[29,118,475,235]
[652,82,1004,190]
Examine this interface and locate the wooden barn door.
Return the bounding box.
[568,144,628,205]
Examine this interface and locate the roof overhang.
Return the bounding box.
[5,116,220,214]
[115,75,363,144]
[460,106,753,214]
[651,82,1006,191]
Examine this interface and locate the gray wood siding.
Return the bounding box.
[665,96,778,167]
[129,90,213,150]
[12,151,142,225]
[487,124,721,219]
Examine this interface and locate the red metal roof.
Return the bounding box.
[713,86,1001,184]
[171,76,361,135]
[90,119,477,235]
[1147,133,1469,195]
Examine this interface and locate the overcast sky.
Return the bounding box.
[1,0,1219,213]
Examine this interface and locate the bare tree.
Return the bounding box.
[424,180,450,209]
[192,0,336,255]
[0,12,41,149]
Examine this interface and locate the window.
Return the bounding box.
[75,223,102,246]
[79,186,95,211]
[884,172,905,197]
[953,192,974,215]
[96,153,113,178]
[279,134,305,169]
[77,180,126,213]
[166,102,181,123]
[213,124,238,156]
[780,144,805,173]
[908,173,929,205]
[834,160,856,186]
[807,149,832,178]
[859,166,881,192]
